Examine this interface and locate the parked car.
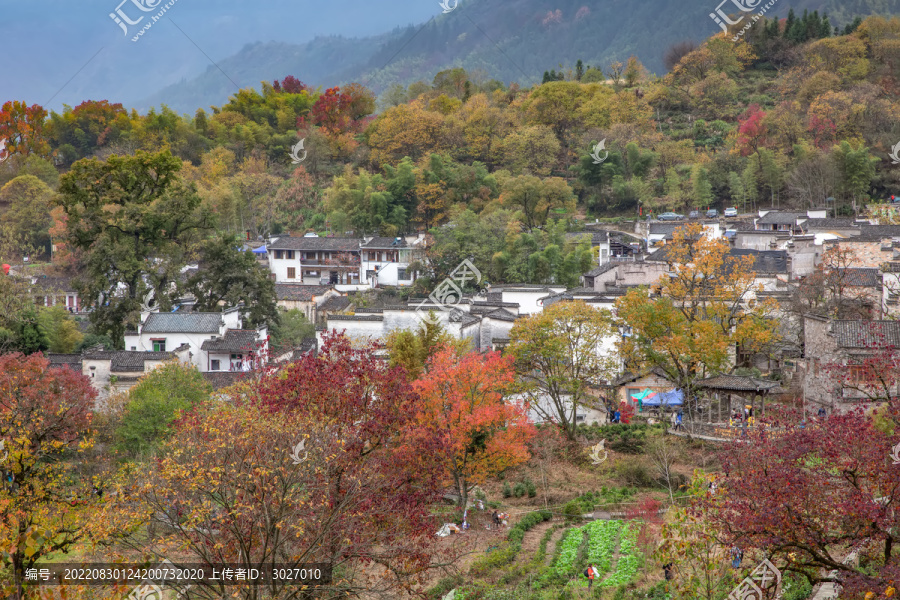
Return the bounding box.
[658,212,684,221]
[706,208,719,218]
[688,210,700,219]
[724,207,738,217]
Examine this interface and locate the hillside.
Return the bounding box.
[140,0,900,112]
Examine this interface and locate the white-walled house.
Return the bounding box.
[124,307,267,373]
[360,237,422,287]
[267,234,362,285]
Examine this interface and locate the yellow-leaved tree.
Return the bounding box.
[615,223,778,420]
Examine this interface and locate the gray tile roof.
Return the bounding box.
[584,263,617,277]
[836,268,880,287]
[201,330,262,352]
[802,218,858,230]
[728,249,789,274]
[83,350,174,372]
[649,223,684,235]
[756,211,805,225]
[566,231,609,244]
[47,353,82,370]
[697,375,781,392]
[319,296,351,312]
[275,284,334,302]
[202,371,246,390]
[32,275,77,292]
[483,309,519,322]
[142,312,223,334]
[268,236,361,252]
[832,320,900,348]
[853,225,900,241]
[328,314,384,321]
[361,237,408,248]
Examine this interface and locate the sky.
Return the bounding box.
[0,0,440,111]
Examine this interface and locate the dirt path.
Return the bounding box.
[543,525,566,566]
[520,520,554,558]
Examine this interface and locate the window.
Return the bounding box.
[398,268,408,280]
[287,267,296,279]
[152,339,166,352]
[286,250,295,259]
[130,346,136,351]
[211,359,220,371]
[274,250,284,259]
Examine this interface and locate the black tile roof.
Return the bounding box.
[31,275,77,292]
[832,320,900,348]
[836,268,880,287]
[201,371,247,390]
[268,236,361,252]
[83,350,174,372]
[756,211,805,225]
[853,225,900,241]
[649,223,685,235]
[319,296,351,312]
[47,353,82,370]
[697,375,781,391]
[361,237,408,248]
[802,218,858,230]
[728,249,789,274]
[141,312,223,334]
[328,314,384,322]
[483,309,519,322]
[275,284,334,302]
[201,330,262,352]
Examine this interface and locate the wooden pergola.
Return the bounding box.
[696,375,784,423]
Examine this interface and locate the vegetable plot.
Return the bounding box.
[599,521,641,588]
[584,519,622,576]
[552,526,585,578]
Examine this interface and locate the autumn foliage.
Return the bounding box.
[411,348,535,508]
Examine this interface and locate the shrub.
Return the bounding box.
[427,574,464,599]
[502,482,512,498]
[526,480,537,498]
[563,500,583,522]
[513,482,527,498]
[782,572,813,600]
[616,459,657,488]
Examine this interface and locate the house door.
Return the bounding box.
[330,271,338,284]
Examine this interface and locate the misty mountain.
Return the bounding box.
[137,0,900,114]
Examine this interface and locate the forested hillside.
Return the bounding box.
[2,13,900,296]
[142,0,900,111]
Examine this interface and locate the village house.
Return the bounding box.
[267,234,362,285]
[274,284,342,322]
[800,315,900,413]
[360,235,426,287]
[124,307,268,373]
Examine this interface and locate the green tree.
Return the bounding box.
[37,305,83,353]
[507,300,618,440]
[269,308,316,352]
[499,174,575,231]
[691,164,713,208]
[115,360,212,458]
[385,317,470,381]
[0,175,55,255]
[185,233,278,329]
[55,150,213,344]
[832,140,877,205]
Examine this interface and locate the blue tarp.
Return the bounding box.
[641,389,683,406]
[252,245,267,254]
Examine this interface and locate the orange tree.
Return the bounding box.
[107,333,449,599]
[410,348,534,508]
[615,223,777,420]
[0,353,97,599]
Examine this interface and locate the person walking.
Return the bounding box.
[675,410,684,431]
[613,409,621,423]
[731,546,743,569]
[584,563,598,592]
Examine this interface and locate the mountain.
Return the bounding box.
[136,0,900,113]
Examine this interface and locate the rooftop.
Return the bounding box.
[361,236,409,249]
[756,211,805,226]
[141,312,223,334]
[83,349,175,372]
[267,236,361,252]
[832,320,900,348]
[275,284,334,302]
[836,268,881,287]
[201,330,263,353]
[696,374,782,392]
